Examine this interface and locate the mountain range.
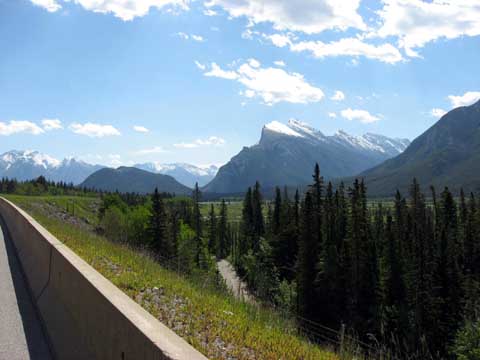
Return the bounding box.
[0,150,103,185]
[360,99,480,196]
[133,162,218,187]
[203,119,410,194]
[6,100,477,198]
[0,150,218,187]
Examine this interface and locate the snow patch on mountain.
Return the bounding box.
[260,120,410,156]
[264,121,304,137]
[0,150,103,184]
[287,118,326,140]
[133,162,219,187]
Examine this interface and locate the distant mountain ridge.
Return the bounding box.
[0,150,103,184]
[0,150,219,187]
[359,99,480,196]
[133,162,218,187]
[204,119,410,193]
[80,167,191,195]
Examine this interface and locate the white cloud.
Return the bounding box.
[176,32,204,42]
[200,59,324,105]
[247,58,261,68]
[448,91,480,108]
[108,154,122,167]
[204,63,239,80]
[0,120,45,136]
[30,0,61,12]
[274,36,404,64]
[430,108,447,118]
[191,34,204,42]
[341,108,380,124]
[274,60,286,67]
[32,0,190,20]
[204,9,217,16]
[177,32,190,40]
[69,122,121,137]
[174,136,226,148]
[328,112,337,118]
[133,125,149,133]
[205,0,366,34]
[194,61,206,71]
[374,0,480,57]
[349,58,360,67]
[42,118,63,130]
[136,146,167,154]
[331,90,345,101]
[69,0,189,21]
[265,33,292,47]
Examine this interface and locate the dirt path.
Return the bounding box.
[217,259,254,303]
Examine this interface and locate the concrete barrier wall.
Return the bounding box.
[0,197,208,360]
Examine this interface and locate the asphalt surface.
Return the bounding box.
[0,219,52,360]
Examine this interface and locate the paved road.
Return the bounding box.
[0,219,52,360]
[217,259,254,303]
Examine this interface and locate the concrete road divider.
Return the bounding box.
[0,197,208,360]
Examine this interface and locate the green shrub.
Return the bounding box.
[452,320,480,360]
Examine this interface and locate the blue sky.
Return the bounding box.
[1,0,479,167]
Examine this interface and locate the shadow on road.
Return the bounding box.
[0,216,53,360]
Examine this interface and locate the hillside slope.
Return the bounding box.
[359,100,480,196]
[80,167,191,195]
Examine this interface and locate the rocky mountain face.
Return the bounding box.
[0,150,103,184]
[203,119,410,194]
[359,99,480,196]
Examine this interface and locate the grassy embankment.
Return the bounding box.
[4,195,338,360]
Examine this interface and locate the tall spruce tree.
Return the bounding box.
[217,199,229,259]
[297,191,317,319]
[208,204,217,255]
[192,182,203,265]
[148,188,170,258]
[252,181,265,250]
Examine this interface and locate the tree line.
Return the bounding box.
[233,164,480,359]
[98,184,232,284]
[0,176,97,196]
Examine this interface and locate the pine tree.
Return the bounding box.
[382,212,408,343]
[434,187,463,353]
[272,187,282,235]
[238,187,253,266]
[169,209,179,258]
[297,191,317,319]
[208,204,217,255]
[316,182,339,327]
[192,182,202,265]
[217,199,228,259]
[252,181,265,250]
[148,188,170,258]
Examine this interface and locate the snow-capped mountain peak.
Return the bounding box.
[260,120,410,156]
[0,150,103,184]
[333,130,386,153]
[133,162,219,188]
[287,118,325,140]
[1,150,61,169]
[264,121,304,137]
